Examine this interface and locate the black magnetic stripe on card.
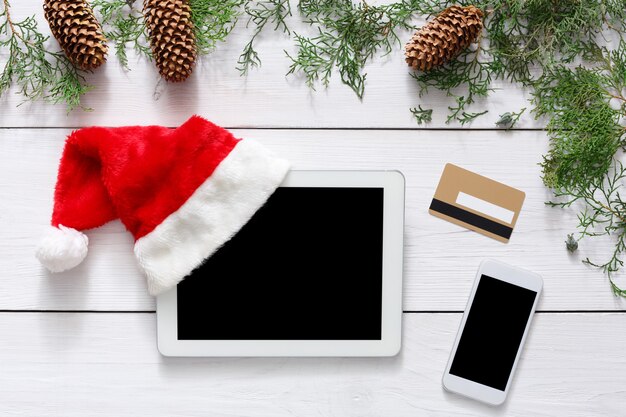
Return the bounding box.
[429,198,513,239]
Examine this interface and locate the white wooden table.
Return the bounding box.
[1,3,625,416]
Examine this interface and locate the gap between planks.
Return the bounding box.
[0,126,546,132]
[0,310,624,314]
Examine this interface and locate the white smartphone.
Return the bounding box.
[442,259,543,406]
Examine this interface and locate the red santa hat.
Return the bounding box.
[35,115,290,295]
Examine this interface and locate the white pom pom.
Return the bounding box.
[35,225,89,273]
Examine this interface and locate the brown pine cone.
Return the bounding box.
[43,0,108,70]
[405,5,484,72]
[143,0,197,82]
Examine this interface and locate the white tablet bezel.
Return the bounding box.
[442,259,543,405]
[156,170,405,357]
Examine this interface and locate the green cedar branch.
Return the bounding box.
[411,43,498,124]
[93,0,242,69]
[0,0,91,111]
[409,0,626,124]
[495,108,526,129]
[534,62,626,193]
[410,105,432,124]
[192,0,244,55]
[286,0,423,99]
[547,161,626,297]
[539,42,626,297]
[237,0,292,75]
[92,0,150,69]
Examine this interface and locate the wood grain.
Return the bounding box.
[1,1,624,413]
[0,312,624,417]
[2,128,625,311]
[0,2,535,129]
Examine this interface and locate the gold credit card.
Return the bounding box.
[429,163,525,243]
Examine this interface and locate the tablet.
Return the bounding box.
[157,170,405,356]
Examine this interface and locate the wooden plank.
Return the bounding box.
[1,128,624,311]
[0,312,624,416]
[0,2,534,129]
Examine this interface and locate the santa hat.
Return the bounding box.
[35,115,290,295]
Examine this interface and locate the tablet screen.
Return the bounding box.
[177,187,384,340]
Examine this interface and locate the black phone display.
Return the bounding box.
[449,274,537,391]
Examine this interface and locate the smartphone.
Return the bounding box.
[442,259,542,405]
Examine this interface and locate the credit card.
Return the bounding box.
[429,164,525,243]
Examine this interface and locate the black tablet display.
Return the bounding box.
[177,187,384,341]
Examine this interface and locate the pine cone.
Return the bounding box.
[143,0,197,82]
[405,5,483,72]
[43,0,108,70]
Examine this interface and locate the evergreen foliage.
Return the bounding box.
[410,0,626,123]
[0,0,90,111]
[285,0,422,98]
[92,0,243,68]
[535,44,626,295]
[92,0,150,68]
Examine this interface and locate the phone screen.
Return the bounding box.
[450,274,537,391]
